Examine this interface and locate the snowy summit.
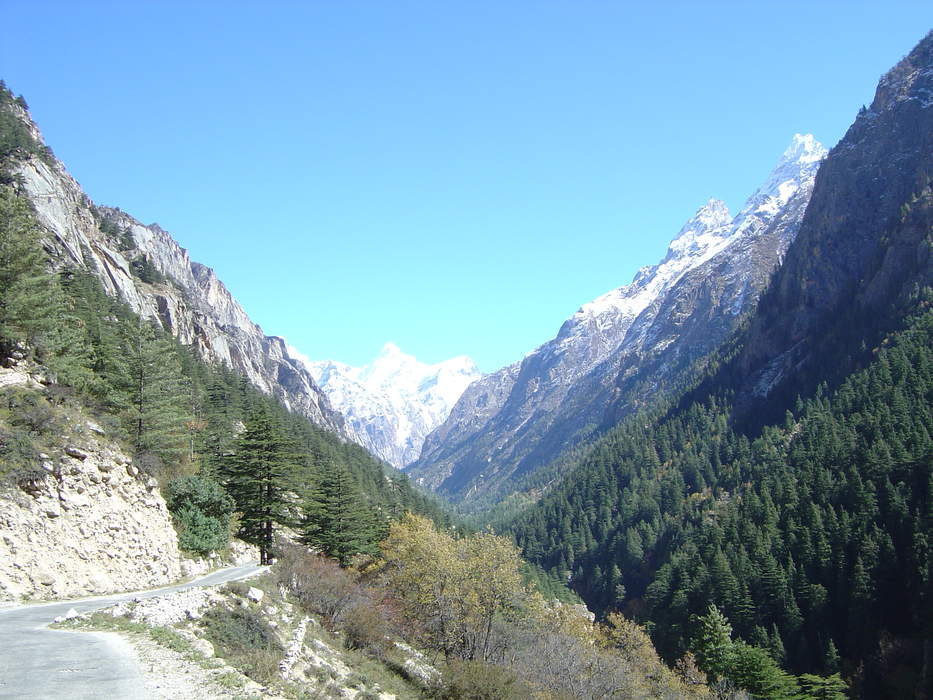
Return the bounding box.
[289,343,482,468]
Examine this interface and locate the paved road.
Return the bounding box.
[0,561,266,699]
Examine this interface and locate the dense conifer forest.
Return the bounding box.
[509,295,933,696]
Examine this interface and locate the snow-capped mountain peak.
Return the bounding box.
[742,133,828,219]
[288,344,483,468]
[566,196,735,342]
[665,198,733,261]
[410,134,828,501]
[784,133,827,164]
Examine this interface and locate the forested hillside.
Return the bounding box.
[0,81,449,567]
[508,31,933,699]
[512,301,932,695]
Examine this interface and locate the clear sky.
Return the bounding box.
[1,3,929,372]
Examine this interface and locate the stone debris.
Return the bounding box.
[247,586,264,603]
[396,641,440,684]
[64,446,89,460]
[279,615,310,679]
[52,607,82,624]
[110,587,224,627]
[0,434,183,601]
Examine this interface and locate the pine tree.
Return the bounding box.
[692,604,734,681]
[123,320,191,474]
[729,641,799,699]
[797,673,848,700]
[221,407,292,564]
[198,371,239,478]
[0,186,57,356]
[299,461,379,565]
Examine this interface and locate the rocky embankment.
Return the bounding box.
[0,436,181,600]
[0,364,184,601]
[67,578,419,699]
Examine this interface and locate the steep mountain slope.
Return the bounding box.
[292,343,481,468]
[508,31,933,698]
[715,31,933,430]
[1,94,352,440]
[410,134,826,505]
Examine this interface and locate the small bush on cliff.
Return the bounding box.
[0,81,54,172]
[431,660,532,700]
[202,606,282,684]
[0,424,38,482]
[130,255,165,284]
[166,474,234,556]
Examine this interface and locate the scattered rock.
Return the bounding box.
[34,567,56,586]
[191,638,214,658]
[86,421,106,436]
[247,587,264,603]
[65,446,89,460]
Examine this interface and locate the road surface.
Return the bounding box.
[0,561,266,699]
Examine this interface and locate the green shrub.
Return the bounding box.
[175,504,228,556]
[342,600,390,655]
[224,580,250,597]
[0,424,40,483]
[203,606,279,654]
[166,474,234,556]
[4,388,60,435]
[167,474,234,518]
[433,660,532,700]
[0,82,54,168]
[118,228,135,251]
[130,255,165,284]
[202,606,282,684]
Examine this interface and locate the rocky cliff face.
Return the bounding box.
[294,343,482,468]
[0,369,183,600]
[6,101,352,440]
[409,135,827,504]
[725,30,933,426]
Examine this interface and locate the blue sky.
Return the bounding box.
[1,3,929,372]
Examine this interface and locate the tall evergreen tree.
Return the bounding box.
[221,407,292,564]
[123,320,192,473]
[0,186,57,356]
[692,604,734,682]
[299,461,380,565]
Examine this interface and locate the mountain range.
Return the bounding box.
[408,133,827,505]
[1,24,931,700]
[290,342,481,468]
[506,31,933,696]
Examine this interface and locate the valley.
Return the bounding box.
[0,17,930,700]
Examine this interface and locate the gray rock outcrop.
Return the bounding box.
[6,100,352,440]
